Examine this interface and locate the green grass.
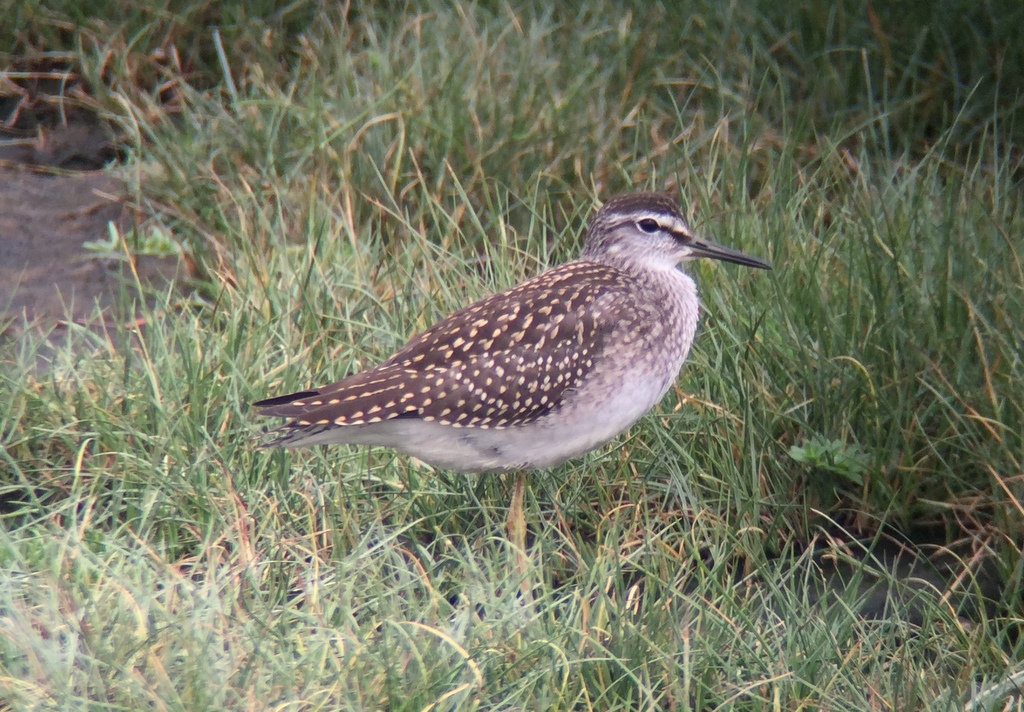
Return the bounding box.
[3,1,1024,709]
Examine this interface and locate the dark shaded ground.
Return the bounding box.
[0,120,185,348]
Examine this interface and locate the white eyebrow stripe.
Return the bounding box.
[621,212,691,235]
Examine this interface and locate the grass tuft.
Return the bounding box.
[3,0,1023,708]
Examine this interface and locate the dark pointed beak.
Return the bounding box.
[688,236,772,270]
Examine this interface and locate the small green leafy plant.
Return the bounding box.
[788,435,869,485]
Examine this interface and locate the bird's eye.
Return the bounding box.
[637,218,660,234]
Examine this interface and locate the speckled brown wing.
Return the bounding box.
[253,261,633,444]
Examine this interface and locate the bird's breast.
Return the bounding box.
[517,265,700,462]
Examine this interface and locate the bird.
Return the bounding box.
[254,191,771,564]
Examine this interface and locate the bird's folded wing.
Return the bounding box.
[255,261,634,429]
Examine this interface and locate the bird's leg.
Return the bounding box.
[506,470,531,598]
[507,470,527,545]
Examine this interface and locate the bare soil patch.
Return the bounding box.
[0,121,185,350]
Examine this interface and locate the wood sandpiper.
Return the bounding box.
[254,192,771,562]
